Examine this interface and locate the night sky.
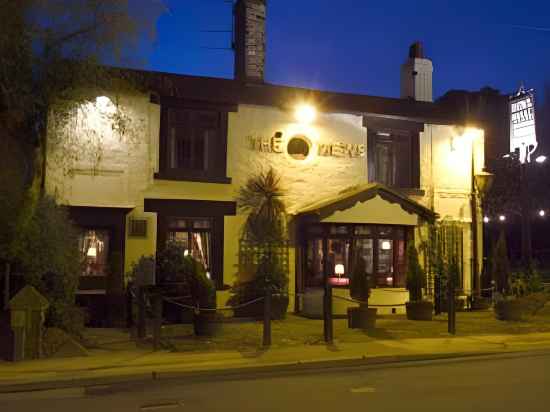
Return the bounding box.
[146,0,550,101]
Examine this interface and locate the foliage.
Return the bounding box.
[494,292,549,321]
[185,256,216,310]
[406,244,426,302]
[127,254,155,285]
[233,168,290,317]
[155,241,188,284]
[0,0,165,315]
[14,196,84,334]
[154,242,216,309]
[236,167,287,244]
[350,256,370,304]
[490,230,511,293]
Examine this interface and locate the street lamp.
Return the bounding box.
[473,168,494,298]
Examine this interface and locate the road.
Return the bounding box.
[2,352,549,411]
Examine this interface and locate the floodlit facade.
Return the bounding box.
[44,0,485,324]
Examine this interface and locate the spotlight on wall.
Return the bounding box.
[295,104,317,124]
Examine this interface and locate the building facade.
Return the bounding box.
[44,0,485,324]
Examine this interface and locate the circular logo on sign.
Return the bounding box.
[287,135,311,160]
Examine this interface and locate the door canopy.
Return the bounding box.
[294,183,436,225]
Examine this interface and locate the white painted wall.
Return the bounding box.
[45,93,484,297]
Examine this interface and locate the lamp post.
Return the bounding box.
[473,170,494,298]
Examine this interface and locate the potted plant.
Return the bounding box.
[406,244,433,321]
[347,256,377,329]
[185,256,222,336]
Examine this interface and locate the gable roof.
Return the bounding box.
[294,183,437,224]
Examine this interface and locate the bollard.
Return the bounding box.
[152,293,163,351]
[323,282,333,344]
[263,286,272,347]
[126,282,134,329]
[448,277,456,335]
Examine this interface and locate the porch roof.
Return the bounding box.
[293,183,437,224]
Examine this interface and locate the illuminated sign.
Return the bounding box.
[247,131,365,159]
[510,88,537,163]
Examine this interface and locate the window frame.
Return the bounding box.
[365,117,422,190]
[155,98,235,184]
[302,223,408,289]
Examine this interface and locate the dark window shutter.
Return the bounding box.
[411,132,420,188]
[367,129,376,183]
[394,135,411,188]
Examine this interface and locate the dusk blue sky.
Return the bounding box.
[146,0,550,101]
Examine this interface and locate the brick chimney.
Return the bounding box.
[234,0,266,83]
[400,42,433,102]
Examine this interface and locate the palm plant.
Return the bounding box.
[232,167,289,319]
[236,167,286,244]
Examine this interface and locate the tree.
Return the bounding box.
[406,244,426,302]
[1,0,165,308]
[490,230,511,294]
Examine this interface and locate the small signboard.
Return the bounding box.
[510,88,537,163]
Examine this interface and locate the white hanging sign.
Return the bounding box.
[510,88,537,163]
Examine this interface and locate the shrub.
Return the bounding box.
[15,196,84,336]
[406,244,426,302]
[490,231,510,293]
[494,298,524,321]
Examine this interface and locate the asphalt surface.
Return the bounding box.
[1,352,549,411]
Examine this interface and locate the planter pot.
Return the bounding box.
[347,306,377,329]
[494,300,524,321]
[406,301,434,321]
[471,297,491,311]
[193,312,223,336]
[233,295,289,320]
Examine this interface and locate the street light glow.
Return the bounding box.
[499,215,506,222]
[535,155,547,164]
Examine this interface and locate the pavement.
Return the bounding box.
[2,331,550,394]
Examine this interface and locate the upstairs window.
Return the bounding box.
[157,101,232,184]
[366,118,422,189]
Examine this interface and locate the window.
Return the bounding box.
[304,224,407,288]
[366,118,422,189]
[79,229,110,277]
[158,104,231,183]
[167,217,212,278]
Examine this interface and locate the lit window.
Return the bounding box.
[79,229,110,276]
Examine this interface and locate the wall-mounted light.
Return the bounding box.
[381,240,392,250]
[536,155,547,164]
[87,246,97,257]
[539,210,546,217]
[483,216,490,223]
[95,95,116,115]
[499,215,506,222]
[184,249,189,257]
[334,264,345,276]
[295,104,316,124]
